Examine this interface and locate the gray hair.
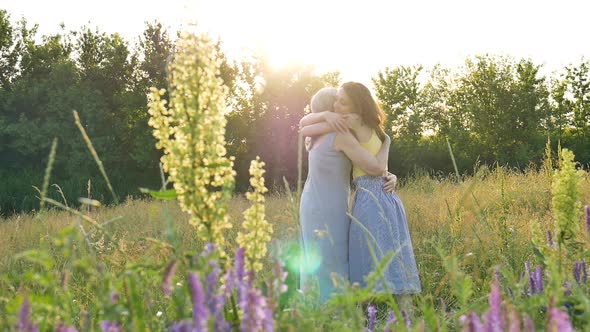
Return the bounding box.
[310,87,337,113]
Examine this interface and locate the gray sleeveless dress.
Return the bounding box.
[299,132,351,304]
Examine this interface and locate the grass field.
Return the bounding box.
[2,166,588,330]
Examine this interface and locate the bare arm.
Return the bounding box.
[299,112,328,128]
[300,122,335,137]
[334,133,391,176]
[299,111,348,133]
[300,113,361,137]
[377,134,391,174]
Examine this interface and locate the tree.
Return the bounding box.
[373,65,425,140]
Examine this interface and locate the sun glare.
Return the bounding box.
[192,0,345,71]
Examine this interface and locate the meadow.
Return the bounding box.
[2,31,590,332]
[2,163,589,331]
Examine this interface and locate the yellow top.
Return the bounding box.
[352,130,382,178]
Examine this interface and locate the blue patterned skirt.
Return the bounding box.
[349,176,422,294]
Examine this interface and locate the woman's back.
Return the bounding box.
[299,132,351,303]
[303,133,351,202]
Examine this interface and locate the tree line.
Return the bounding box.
[1,9,588,215]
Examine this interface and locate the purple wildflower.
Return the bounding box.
[582,261,588,283]
[484,279,503,332]
[547,304,573,332]
[366,304,377,332]
[99,321,122,332]
[235,248,249,306]
[240,286,270,332]
[263,308,274,332]
[547,230,554,246]
[534,266,543,293]
[272,260,288,295]
[401,310,412,327]
[522,314,534,332]
[206,261,222,313]
[16,296,38,332]
[574,262,582,283]
[564,281,572,297]
[585,205,590,234]
[508,310,520,332]
[169,320,194,332]
[525,261,535,295]
[383,311,398,332]
[162,259,179,296]
[202,243,216,258]
[205,261,229,332]
[188,272,209,332]
[55,324,78,332]
[110,291,119,303]
[222,265,236,298]
[235,248,246,282]
[459,312,483,332]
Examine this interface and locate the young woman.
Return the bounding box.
[298,87,396,304]
[300,82,421,308]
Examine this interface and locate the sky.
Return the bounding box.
[3,0,589,88]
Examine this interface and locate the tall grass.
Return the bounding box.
[2,165,588,330]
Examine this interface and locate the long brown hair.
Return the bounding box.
[341,81,387,141]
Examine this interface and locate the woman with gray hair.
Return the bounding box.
[298,87,397,304]
[301,82,421,313]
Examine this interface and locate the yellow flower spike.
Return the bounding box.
[147,31,235,257]
[237,157,273,272]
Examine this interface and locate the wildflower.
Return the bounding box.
[460,312,483,332]
[202,243,216,257]
[507,310,520,332]
[527,264,544,295]
[547,230,554,246]
[240,286,273,332]
[99,321,122,332]
[484,279,503,332]
[147,31,236,254]
[366,304,377,332]
[162,260,179,296]
[564,281,572,297]
[528,270,537,295]
[236,157,272,272]
[206,261,222,313]
[401,310,412,327]
[205,260,230,331]
[55,324,78,332]
[383,311,398,332]
[534,266,544,293]
[235,248,247,299]
[16,296,38,332]
[233,249,274,332]
[110,292,119,303]
[522,314,534,332]
[574,262,582,283]
[188,272,209,332]
[546,302,573,332]
[552,149,583,247]
[169,320,194,332]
